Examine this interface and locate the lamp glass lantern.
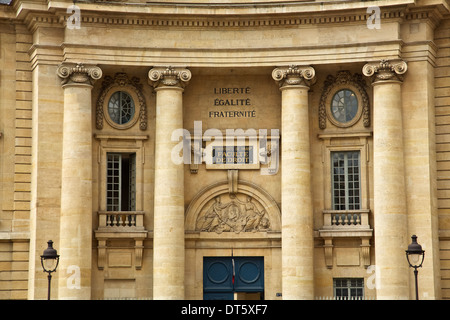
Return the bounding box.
[405,234,425,300]
[41,240,59,272]
[406,235,425,268]
[40,240,59,300]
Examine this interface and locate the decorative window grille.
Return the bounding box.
[108,91,135,125]
[333,278,364,299]
[107,153,136,211]
[331,151,361,210]
[330,89,359,124]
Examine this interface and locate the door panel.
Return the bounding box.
[203,257,234,292]
[203,257,264,299]
[234,257,264,292]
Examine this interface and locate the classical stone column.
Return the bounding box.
[272,66,315,300]
[148,66,191,300]
[363,59,409,299]
[56,63,102,299]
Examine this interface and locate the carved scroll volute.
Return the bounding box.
[57,63,102,87]
[362,59,408,84]
[272,65,316,88]
[148,66,192,89]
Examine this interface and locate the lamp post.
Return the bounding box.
[40,240,60,300]
[405,235,425,300]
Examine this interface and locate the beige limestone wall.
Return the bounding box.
[183,68,281,206]
[402,60,441,300]
[400,16,441,299]
[0,21,33,300]
[24,22,65,300]
[0,22,33,234]
[435,17,450,300]
[0,23,17,232]
[0,241,29,299]
[28,63,64,300]
[13,24,33,233]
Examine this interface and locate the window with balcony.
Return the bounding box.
[94,134,148,270]
[331,151,360,211]
[317,133,373,268]
[107,152,136,212]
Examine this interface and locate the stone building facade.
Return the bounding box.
[0,0,449,300]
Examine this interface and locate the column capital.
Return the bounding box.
[57,63,102,87]
[272,65,316,89]
[148,66,192,90]
[362,59,407,84]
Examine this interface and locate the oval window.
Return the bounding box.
[108,91,135,125]
[330,89,359,124]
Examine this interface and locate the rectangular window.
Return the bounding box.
[333,278,364,300]
[107,153,136,211]
[331,151,360,210]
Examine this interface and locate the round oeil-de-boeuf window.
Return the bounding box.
[330,89,359,124]
[108,91,135,125]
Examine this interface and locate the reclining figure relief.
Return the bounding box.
[196,195,270,234]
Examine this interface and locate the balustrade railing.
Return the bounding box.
[315,296,374,300]
[322,209,370,228]
[97,211,145,230]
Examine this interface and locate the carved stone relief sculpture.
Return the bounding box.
[195,194,271,234]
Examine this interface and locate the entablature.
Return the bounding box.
[8,0,446,68]
[10,0,417,27]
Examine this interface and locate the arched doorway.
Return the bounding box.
[185,179,281,300]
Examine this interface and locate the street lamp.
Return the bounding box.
[40,240,60,300]
[405,235,425,300]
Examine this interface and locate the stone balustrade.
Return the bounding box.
[97,211,145,230]
[322,209,370,228]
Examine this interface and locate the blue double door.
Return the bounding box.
[203,257,264,300]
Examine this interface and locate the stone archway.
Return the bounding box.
[185,180,281,234]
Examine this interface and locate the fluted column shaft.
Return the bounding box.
[273,66,315,300]
[363,59,409,299]
[57,63,102,299]
[149,67,191,300]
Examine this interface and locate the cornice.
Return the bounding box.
[22,10,63,33]
[404,5,446,29]
[49,0,415,16]
[10,0,449,32]
[11,0,416,30]
[52,5,409,29]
